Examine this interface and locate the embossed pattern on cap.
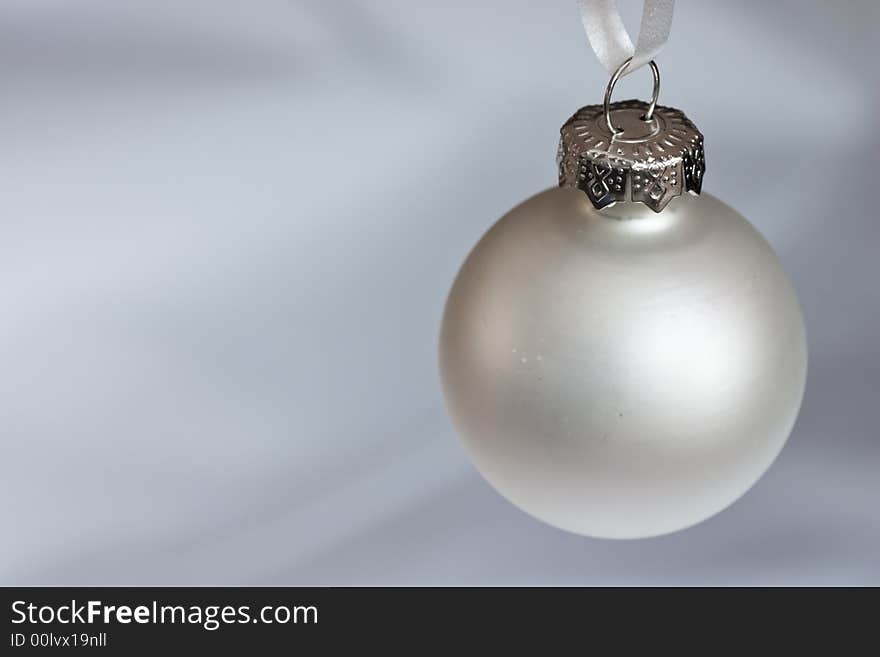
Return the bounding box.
[557,100,705,213]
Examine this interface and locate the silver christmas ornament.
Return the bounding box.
[439,59,807,538]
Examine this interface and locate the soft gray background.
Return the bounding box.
[1,0,877,585]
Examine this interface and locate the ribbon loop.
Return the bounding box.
[577,0,674,75]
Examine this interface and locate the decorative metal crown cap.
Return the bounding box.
[557,99,705,212]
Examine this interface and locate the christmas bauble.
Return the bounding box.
[440,188,807,538]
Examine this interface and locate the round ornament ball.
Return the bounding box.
[440,182,806,538]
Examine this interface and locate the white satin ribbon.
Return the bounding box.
[577,0,674,75]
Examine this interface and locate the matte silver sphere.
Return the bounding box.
[440,188,807,538]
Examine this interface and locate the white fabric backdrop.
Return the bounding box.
[1,0,878,584]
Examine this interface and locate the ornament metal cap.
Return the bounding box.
[557,59,705,213]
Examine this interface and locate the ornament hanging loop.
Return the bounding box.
[603,57,660,136]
